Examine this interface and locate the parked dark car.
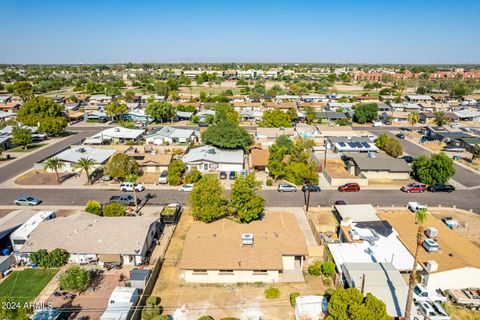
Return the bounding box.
[109,194,140,206]
[400,127,412,132]
[302,185,321,192]
[335,200,347,205]
[219,171,227,179]
[400,155,415,163]
[396,133,406,139]
[338,183,360,192]
[229,171,236,180]
[427,184,455,193]
[98,116,108,123]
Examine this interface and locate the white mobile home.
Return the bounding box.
[10,211,56,251]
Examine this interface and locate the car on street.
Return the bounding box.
[337,183,360,192]
[14,196,42,206]
[400,127,412,132]
[427,184,455,193]
[373,121,382,127]
[178,184,194,192]
[302,185,321,192]
[396,133,406,139]
[401,183,427,193]
[120,182,145,192]
[400,155,415,163]
[278,184,297,192]
[158,170,168,184]
[109,194,140,206]
[229,171,236,180]
[219,171,227,179]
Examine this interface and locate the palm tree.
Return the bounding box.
[405,208,428,317]
[73,157,96,185]
[44,157,64,183]
[408,112,420,127]
[125,173,139,212]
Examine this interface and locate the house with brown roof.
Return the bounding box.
[179,213,308,283]
[134,153,172,173]
[249,146,269,171]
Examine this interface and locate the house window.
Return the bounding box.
[192,270,207,275]
[218,270,234,275]
[253,270,268,275]
[203,163,209,171]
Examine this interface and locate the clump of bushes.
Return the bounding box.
[85,200,102,216]
[308,261,322,276]
[321,261,336,277]
[142,296,163,320]
[198,316,215,320]
[185,168,202,183]
[290,292,300,307]
[264,287,280,299]
[59,266,90,292]
[30,248,69,268]
[102,202,126,216]
[266,179,273,186]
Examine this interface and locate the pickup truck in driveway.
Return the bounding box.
[413,284,447,303]
[109,194,140,206]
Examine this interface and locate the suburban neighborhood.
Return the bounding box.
[1,1,480,320]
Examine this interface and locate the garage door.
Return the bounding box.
[219,164,243,172]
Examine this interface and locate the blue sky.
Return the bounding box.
[1,0,479,64]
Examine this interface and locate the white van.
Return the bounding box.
[158,170,168,184]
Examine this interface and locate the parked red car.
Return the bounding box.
[401,183,427,193]
[338,183,360,192]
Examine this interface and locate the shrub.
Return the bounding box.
[142,296,162,320]
[184,168,202,183]
[102,202,125,216]
[30,248,69,268]
[324,288,335,300]
[59,266,90,292]
[308,261,322,276]
[290,292,300,307]
[264,287,280,299]
[198,317,215,320]
[266,179,273,186]
[321,261,336,277]
[85,200,102,216]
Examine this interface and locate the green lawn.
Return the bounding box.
[9,144,46,153]
[0,268,59,304]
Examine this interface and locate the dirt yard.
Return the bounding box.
[429,208,480,248]
[325,160,355,179]
[368,178,416,187]
[153,211,328,320]
[15,170,76,185]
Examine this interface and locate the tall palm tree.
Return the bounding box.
[405,208,428,317]
[73,157,96,185]
[125,173,139,212]
[44,157,64,183]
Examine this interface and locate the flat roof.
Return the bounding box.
[179,212,308,271]
[0,209,38,237]
[334,204,380,222]
[378,210,480,273]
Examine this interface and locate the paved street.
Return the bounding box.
[0,127,106,184]
[1,188,479,213]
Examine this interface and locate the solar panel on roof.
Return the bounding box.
[339,142,346,147]
[355,142,363,148]
[348,142,356,148]
[361,142,370,148]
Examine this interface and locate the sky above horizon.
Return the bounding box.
[1,0,479,64]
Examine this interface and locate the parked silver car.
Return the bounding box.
[278,184,297,192]
[14,196,42,206]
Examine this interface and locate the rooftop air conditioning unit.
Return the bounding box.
[425,227,438,238]
[241,233,254,246]
[349,230,360,241]
[114,128,120,132]
[426,260,438,273]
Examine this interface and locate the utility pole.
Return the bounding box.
[323,138,328,171]
[306,156,313,212]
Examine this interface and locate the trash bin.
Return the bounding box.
[31,263,37,268]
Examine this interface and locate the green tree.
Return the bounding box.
[412,152,455,184]
[384,138,403,158]
[103,202,126,216]
[259,109,292,127]
[214,104,239,125]
[44,157,64,183]
[189,175,228,223]
[434,111,449,126]
[16,96,64,126]
[201,121,253,150]
[13,81,34,101]
[405,208,428,318]
[73,157,96,185]
[85,200,102,216]
[353,103,378,124]
[142,296,162,320]
[408,112,419,126]
[125,173,139,212]
[105,153,139,179]
[38,116,67,135]
[12,126,32,150]
[374,134,390,150]
[304,106,317,124]
[30,248,69,268]
[105,100,128,121]
[0,296,29,320]
[146,101,175,123]
[267,144,289,180]
[167,160,186,185]
[321,261,336,277]
[473,144,480,160]
[184,168,202,183]
[59,266,91,292]
[229,174,264,223]
[275,135,294,151]
[124,90,136,102]
[326,288,390,320]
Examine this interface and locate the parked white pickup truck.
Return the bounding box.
[413,284,448,303]
[408,202,427,212]
[447,288,480,310]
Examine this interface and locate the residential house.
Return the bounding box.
[139,95,165,103]
[145,126,197,145]
[458,137,480,153]
[256,127,296,147]
[122,109,152,123]
[17,212,159,266]
[327,137,379,153]
[183,145,244,172]
[176,110,194,121]
[419,112,458,124]
[0,110,15,121]
[424,126,474,142]
[405,95,433,103]
[196,109,216,123]
[249,146,269,171]
[343,153,411,180]
[84,127,145,144]
[315,111,348,122]
[134,153,172,173]
[240,109,263,122]
[179,213,308,283]
[89,95,112,104]
[264,101,296,112]
[46,146,117,172]
[342,263,408,318]
[454,109,480,122]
